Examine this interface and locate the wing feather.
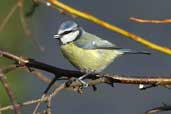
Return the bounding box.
[74,32,121,50]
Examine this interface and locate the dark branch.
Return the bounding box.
[1,49,171,86]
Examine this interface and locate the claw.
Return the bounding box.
[77,72,92,88]
[77,78,88,87]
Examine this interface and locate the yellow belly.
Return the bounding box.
[61,43,119,72]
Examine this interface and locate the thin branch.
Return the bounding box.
[50,83,66,97]
[32,75,66,114]
[32,94,46,114]
[0,79,99,113]
[145,105,171,114]
[42,0,171,55]
[46,97,52,114]
[16,0,31,36]
[0,97,48,112]
[33,83,65,114]
[0,83,65,113]
[1,65,18,74]
[18,3,31,36]
[0,3,18,32]
[18,0,45,52]
[0,0,44,52]
[0,0,31,35]
[0,76,171,113]
[108,75,171,85]
[130,17,171,23]
[0,71,20,114]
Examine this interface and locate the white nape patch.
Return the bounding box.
[61,31,79,44]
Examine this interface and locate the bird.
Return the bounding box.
[53,20,150,87]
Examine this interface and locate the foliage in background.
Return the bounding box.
[0,1,36,112]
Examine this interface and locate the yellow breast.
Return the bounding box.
[60,42,119,72]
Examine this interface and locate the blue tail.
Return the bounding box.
[119,49,151,55]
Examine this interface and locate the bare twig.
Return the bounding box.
[145,105,171,114]
[32,94,46,114]
[17,0,31,36]
[18,0,45,52]
[0,3,18,32]
[0,0,44,52]
[0,97,48,112]
[0,83,64,113]
[46,97,52,114]
[1,65,18,74]
[0,0,31,35]
[0,71,20,114]
[50,83,66,97]
[0,75,171,113]
[33,83,65,114]
[130,17,171,23]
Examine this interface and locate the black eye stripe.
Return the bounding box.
[61,30,72,35]
[60,25,80,36]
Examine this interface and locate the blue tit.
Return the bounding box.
[53,20,150,87]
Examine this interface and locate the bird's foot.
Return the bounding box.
[65,78,88,88]
[77,77,89,88]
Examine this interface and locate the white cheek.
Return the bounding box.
[61,31,79,44]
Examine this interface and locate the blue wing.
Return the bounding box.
[74,32,121,50]
[74,32,151,55]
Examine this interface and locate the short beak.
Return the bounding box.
[53,34,60,39]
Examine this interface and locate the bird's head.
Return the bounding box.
[53,21,83,44]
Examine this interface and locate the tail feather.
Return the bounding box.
[119,49,151,55]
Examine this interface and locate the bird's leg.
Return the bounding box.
[77,72,92,87]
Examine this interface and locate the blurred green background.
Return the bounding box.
[0,1,38,114]
[1,0,171,114]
